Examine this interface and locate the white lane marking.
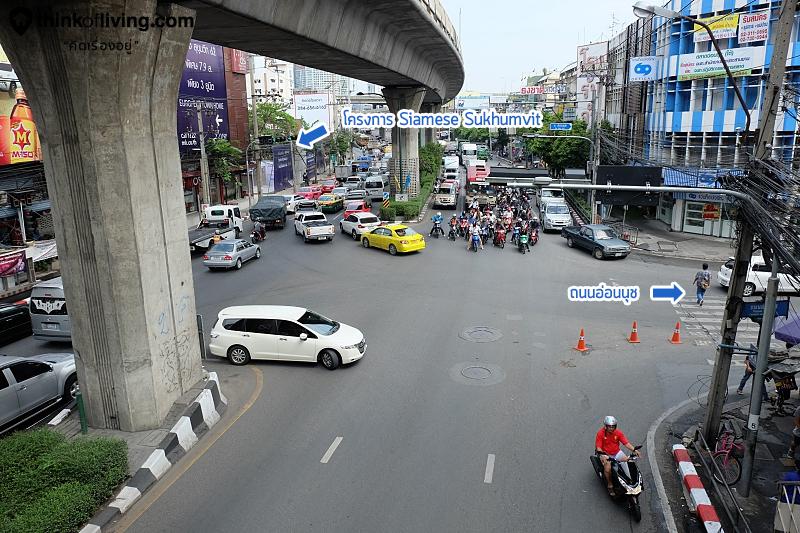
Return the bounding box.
[320,436,343,464]
[484,454,495,484]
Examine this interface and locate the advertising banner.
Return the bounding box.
[260,160,275,193]
[293,92,332,132]
[576,42,607,128]
[628,56,659,82]
[693,14,739,42]
[455,95,490,110]
[0,251,25,277]
[304,150,317,181]
[177,40,230,154]
[230,49,248,74]
[272,144,293,192]
[738,10,770,44]
[577,42,608,76]
[677,46,762,81]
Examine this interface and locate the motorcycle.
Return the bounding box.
[469,233,481,252]
[590,446,643,523]
[530,228,539,246]
[518,233,529,254]
[493,228,506,248]
[250,228,265,244]
[430,220,444,239]
[511,226,520,246]
[448,224,457,241]
[458,219,469,238]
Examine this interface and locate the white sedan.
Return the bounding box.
[340,212,382,240]
[717,255,800,297]
[281,194,307,214]
[208,306,366,370]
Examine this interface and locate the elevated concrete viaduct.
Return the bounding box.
[0,0,463,430]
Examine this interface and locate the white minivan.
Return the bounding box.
[364,176,386,201]
[29,277,71,341]
[209,306,366,370]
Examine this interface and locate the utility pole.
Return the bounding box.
[703,0,796,447]
[249,53,262,199]
[589,88,598,223]
[196,104,212,208]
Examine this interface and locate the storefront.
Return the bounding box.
[182,173,200,213]
[662,168,740,239]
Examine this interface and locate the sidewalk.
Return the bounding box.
[619,217,734,263]
[655,382,796,532]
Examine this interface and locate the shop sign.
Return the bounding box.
[702,203,721,220]
[677,47,762,81]
[738,10,770,44]
[0,251,26,277]
[693,14,739,42]
[672,191,729,203]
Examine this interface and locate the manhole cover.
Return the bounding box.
[461,366,492,380]
[459,326,503,343]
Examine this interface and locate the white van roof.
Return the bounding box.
[33,276,63,290]
[218,305,306,321]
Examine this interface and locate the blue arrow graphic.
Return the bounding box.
[649,282,686,304]
[296,123,330,150]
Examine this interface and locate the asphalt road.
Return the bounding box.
[2,186,737,532]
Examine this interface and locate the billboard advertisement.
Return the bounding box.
[595,166,662,206]
[677,46,763,81]
[738,10,769,44]
[576,42,607,128]
[293,92,332,131]
[230,49,248,74]
[177,40,230,154]
[272,143,293,192]
[693,14,739,42]
[304,150,317,181]
[455,95,490,110]
[628,56,659,82]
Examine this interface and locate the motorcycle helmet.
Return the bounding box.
[604,415,618,428]
[437,212,442,217]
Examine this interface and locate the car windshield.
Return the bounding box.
[319,195,335,201]
[298,188,311,193]
[298,310,339,335]
[346,202,362,210]
[360,216,379,224]
[211,243,234,252]
[547,205,569,214]
[365,182,382,188]
[595,229,618,240]
[394,227,417,237]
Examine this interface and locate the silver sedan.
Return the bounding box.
[0,353,78,429]
[202,239,261,270]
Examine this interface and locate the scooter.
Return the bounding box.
[250,228,265,244]
[589,446,643,523]
[430,221,444,239]
[469,233,481,252]
[518,233,529,254]
[458,219,469,238]
[493,228,506,248]
[511,226,520,246]
[530,228,539,246]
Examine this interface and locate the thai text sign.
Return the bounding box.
[693,14,739,42]
[677,47,761,81]
[738,10,769,44]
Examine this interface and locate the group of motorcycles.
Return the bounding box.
[432,208,540,255]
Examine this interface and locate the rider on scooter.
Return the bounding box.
[254,219,265,241]
[595,416,640,496]
[430,212,443,236]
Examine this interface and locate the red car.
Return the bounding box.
[343,200,371,219]
[320,179,338,193]
[297,185,323,200]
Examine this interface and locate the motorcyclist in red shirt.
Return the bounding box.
[595,416,640,495]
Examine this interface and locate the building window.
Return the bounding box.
[184,187,198,213]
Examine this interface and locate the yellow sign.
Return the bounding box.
[693,14,739,42]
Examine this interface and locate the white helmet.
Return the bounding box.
[604,415,618,427]
[438,212,442,217]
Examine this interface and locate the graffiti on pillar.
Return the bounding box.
[176,295,190,325]
[157,310,169,336]
[157,337,181,394]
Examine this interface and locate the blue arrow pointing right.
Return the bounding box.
[650,282,686,304]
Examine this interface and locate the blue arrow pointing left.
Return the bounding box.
[296,123,330,150]
[650,282,686,304]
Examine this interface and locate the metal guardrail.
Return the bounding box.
[417,0,461,52]
[563,190,589,226]
[693,426,752,532]
[604,222,640,246]
[775,481,800,532]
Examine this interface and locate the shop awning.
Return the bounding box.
[0,198,52,219]
[662,168,744,188]
[776,309,800,347]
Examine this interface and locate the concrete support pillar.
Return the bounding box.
[0,0,203,431]
[420,103,441,146]
[382,87,424,198]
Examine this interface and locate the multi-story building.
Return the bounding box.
[597,0,798,239]
[250,57,294,104]
[293,65,351,97]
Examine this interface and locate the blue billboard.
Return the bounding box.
[273,144,293,192]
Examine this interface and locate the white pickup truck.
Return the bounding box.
[294,211,335,243]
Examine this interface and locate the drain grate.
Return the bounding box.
[461,366,492,380]
[459,326,503,343]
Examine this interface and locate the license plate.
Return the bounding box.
[43,323,58,330]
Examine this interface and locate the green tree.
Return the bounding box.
[205,139,243,183]
[419,142,444,176]
[495,128,509,150]
[249,101,298,140]
[524,112,590,176]
[327,130,354,163]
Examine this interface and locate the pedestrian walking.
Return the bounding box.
[693,263,711,306]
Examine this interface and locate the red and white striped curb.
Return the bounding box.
[672,444,724,532]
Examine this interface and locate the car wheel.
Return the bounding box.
[594,248,604,260]
[362,238,370,248]
[352,229,359,241]
[227,345,250,366]
[303,235,309,243]
[255,248,261,259]
[235,258,242,270]
[743,282,756,297]
[320,349,340,370]
[389,244,397,256]
[63,374,79,401]
[340,222,346,234]
[295,227,300,236]
[567,237,574,248]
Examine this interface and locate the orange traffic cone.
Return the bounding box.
[574,328,589,352]
[627,321,641,344]
[669,321,682,344]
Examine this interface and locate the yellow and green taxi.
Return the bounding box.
[317,193,343,213]
[360,224,425,255]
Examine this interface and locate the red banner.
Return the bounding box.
[0,251,26,277]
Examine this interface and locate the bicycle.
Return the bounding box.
[711,428,744,485]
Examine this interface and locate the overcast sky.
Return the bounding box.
[439,0,643,93]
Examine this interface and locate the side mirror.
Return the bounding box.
[299,333,308,341]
